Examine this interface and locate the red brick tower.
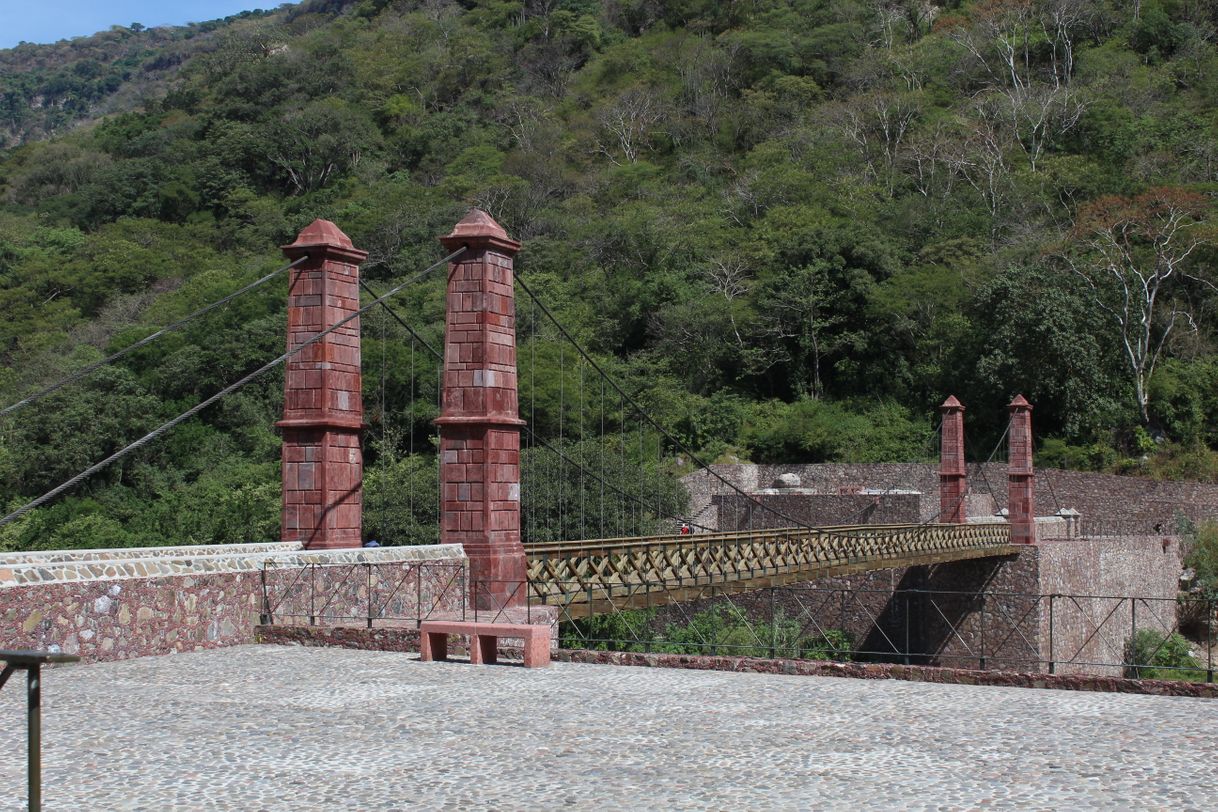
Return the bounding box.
[939,396,967,523]
[436,210,528,609]
[1008,395,1036,544]
[277,219,368,550]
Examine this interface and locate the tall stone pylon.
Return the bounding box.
[1008,395,1036,544]
[436,210,528,609]
[939,396,967,523]
[278,219,367,550]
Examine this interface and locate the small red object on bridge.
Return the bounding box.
[418,620,551,668]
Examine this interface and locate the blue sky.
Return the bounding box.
[1,1,273,49]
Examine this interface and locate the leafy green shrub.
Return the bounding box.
[1036,438,1118,472]
[802,629,853,661]
[561,603,855,661]
[742,398,930,464]
[1125,629,1205,681]
[1184,520,1218,600]
[560,608,658,652]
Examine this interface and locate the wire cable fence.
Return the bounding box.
[539,580,1216,683]
[259,558,1216,684]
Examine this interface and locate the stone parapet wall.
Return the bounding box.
[1,544,466,663]
[4,569,263,663]
[0,542,461,588]
[0,541,302,565]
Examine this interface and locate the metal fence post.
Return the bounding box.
[978,594,986,671]
[27,664,40,812]
[260,566,271,625]
[1130,598,1137,671]
[903,593,911,666]
[1048,594,1055,675]
[366,563,373,629]
[769,588,777,659]
[1208,598,1214,685]
[309,564,316,626]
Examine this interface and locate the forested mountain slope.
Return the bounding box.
[1,0,1217,550]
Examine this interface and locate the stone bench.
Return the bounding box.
[418,620,551,668]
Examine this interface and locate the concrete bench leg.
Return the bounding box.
[420,631,448,662]
[523,635,551,668]
[478,635,498,666]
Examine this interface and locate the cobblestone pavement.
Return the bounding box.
[1,645,1215,810]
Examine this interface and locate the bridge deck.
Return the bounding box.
[525,523,1015,612]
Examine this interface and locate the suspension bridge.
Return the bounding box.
[0,211,1035,615]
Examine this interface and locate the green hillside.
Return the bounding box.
[1,0,1217,550]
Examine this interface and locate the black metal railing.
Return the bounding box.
[540,580,1216,683]
[259,560,467,628]
[259,562,539,627]
[256,561,1215,683]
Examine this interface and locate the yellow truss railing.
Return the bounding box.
[525,523,1015,609]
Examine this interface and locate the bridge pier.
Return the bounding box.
[435,211,528,610]
[277,220,368,550]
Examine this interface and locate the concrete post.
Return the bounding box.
[1008,395,1036,545]
[939,396,967,523]
[436,210,528,609]
[277,219,368,550]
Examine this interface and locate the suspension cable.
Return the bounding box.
[0,249,464,528]
[0,256,309,418]
[521,424,716,534]
[513,272,821,533]
[358,279,443,360]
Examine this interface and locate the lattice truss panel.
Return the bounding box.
[526,524,1013,608]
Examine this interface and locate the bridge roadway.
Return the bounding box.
[524,522,1015,613]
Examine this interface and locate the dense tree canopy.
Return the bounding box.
[2,0,1218,550]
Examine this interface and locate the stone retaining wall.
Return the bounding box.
[684,464,1218,530]
[627,537,1181,676]
[1,543,466,663]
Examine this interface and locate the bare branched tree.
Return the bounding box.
[1061,188,1214,422]
[593,87,664,165]
[835,90,921,195]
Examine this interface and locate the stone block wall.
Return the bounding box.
[1,544,466,664]
[4,570,262,662]
[1035,536,1181,676]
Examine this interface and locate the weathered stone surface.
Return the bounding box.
[2,646,1212,809]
